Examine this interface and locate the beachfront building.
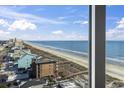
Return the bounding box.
[15,39,24,49]
[17,53,36,69]
[32,57,56,79]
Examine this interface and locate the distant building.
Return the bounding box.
[32,57,57,79]
[17,53,36,69]
[15,39,24,49]
[8,48,31,61]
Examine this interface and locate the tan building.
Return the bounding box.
[32,57,57,79]
[15,39,24,48]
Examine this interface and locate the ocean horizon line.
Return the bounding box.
[1,39,124,42]
[28,41,124,65]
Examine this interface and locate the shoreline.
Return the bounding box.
[24,41,88,67]
[24,41,124,81]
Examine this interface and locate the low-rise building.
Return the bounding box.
[17,53,36,69]
[0,74,8,83]
[9,48,31,61]
[13,49,26,60]
[32,57,57,79]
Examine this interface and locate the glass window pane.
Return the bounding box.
[0,5,89,88]
[106,5,124,88]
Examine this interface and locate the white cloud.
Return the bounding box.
[73,20,88,25]
[0,6,66,25]
[107,17,124,40]
[73,20,81,24]
[58,17,66,20]
[51,30,88,40]
[116,17,124,29]
[82,21,88,24]
[10,30,88,41]
[0,30,10,35]
[0,19,9,27]
[0,30,11,40]
[107,29,124,40]
[8,19,37,31]
[52,30,64,35]
[65,32,88,40]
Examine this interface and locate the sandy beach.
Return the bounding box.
[24,41,124,81]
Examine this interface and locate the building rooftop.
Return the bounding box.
[20,79,46,88]
[35,58,56,64]
[0,74,8,79]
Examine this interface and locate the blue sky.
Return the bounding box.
[0,5,124,40]
[106,5,124,40]
[0,5,88,40]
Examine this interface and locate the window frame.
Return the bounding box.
[89,5,106,88]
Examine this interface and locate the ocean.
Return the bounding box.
[30,41,124,64]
